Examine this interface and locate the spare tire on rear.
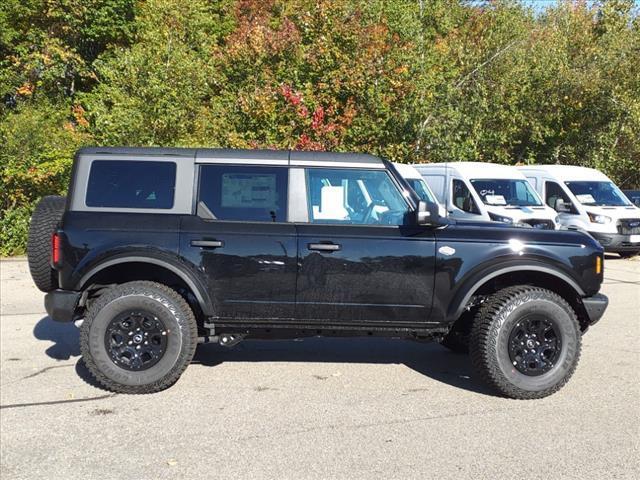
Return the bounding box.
[27,195,66,292]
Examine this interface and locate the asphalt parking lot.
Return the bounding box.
[1,257,639,480]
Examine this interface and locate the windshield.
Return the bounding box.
[565,181,632,207]
[406,178,437,204]
[470,179,542,207]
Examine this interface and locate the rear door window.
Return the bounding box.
[198,165,288,222]
[86,160,176,209]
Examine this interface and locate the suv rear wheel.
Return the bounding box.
[469,286,581,399]
[80,281,198,394]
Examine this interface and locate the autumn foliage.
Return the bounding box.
[1,0,639,254]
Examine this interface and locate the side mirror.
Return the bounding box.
[416,201,440,225]
[554,198,571,213]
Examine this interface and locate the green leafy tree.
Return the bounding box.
[1,0,639,255]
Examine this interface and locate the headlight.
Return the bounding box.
[554,216,560,224]
[587,212,612,224]
[489,212,513,223]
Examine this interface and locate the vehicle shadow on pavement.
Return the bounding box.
[33,316,80,360]
[32,316,496,396]
[192,337,497,397]
[32,316,104,388]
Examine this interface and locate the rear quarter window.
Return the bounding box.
[85,160,177,209]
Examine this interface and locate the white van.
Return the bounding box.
[393,163,445,217]
[518,165,640,256]
[413,162,558,229]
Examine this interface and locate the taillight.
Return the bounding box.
[51,232,62,267]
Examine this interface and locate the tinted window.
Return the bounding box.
[86,160,176,209]
[452,179,480,214]
[306,168,408,225]
[198,165,288,222]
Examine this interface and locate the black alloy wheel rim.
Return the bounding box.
[105,311,168,371]
[508,314,562,376]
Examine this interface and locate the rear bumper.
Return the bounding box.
[582,293,608,326]
[589,231,640,253]
[44,290,81,322]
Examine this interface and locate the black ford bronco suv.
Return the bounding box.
[28,147,608,398]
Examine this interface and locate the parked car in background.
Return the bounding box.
[623,190,640,208]
[393,163,445,217]
[413,162,558,229]
[518,165,640,257]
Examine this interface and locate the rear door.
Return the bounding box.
[180,161,297,320]
[294,166,436,325]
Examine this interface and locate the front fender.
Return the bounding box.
[431,225,602,324]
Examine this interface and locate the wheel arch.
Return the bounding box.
[76,256,214,317]
[449,265,591,331]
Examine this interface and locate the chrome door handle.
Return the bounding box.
[191,240,224,248]
[308,243,341,252]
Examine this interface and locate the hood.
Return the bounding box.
[483,204,558,228]
[580,205,640,221]
[448,220,601,249]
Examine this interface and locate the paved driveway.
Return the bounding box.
[1,257,639,479]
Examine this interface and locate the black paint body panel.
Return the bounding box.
[179,217,298,320]
[430,223,604,323]
[58,212,182,290]
[56,210,604,331]
[295,224,435,324]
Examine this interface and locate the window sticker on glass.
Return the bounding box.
[575,193,596,204]
[485,194,506,205]
[221,174,277,209]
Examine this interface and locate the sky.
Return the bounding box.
[468,0,640,13]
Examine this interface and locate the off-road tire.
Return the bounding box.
[80,281,198,394]
[27,195,66,292]
[469,286,581,399]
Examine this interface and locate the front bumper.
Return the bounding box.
[44,290,82,322]
[582,293,608,326]
[589,231,640,253]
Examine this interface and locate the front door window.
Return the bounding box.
[306,168,408,226]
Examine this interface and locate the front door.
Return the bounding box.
[295,167,436,325]
[180,164,297,320]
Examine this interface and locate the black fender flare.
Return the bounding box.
[448,263,585,322]
[75,255,214,316]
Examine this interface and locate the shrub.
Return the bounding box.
[0,205,32,256]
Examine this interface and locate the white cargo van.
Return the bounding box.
[518,165,640,256]
[414,162,558,229]
[393,163,445,217]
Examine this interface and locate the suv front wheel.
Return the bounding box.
[80,281,198,394]
[470,286,581,399]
